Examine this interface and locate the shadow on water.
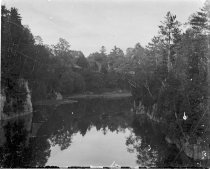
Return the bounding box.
[0,97,208,167]
[0,120,29,167]
[128,116,202,167]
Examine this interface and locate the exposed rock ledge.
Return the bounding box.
[0,90,6,121]
[135,102,210,161]
[0,79,33,147]
[165,135,210,161]
[0,79,33,121]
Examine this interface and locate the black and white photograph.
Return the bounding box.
[1,0,210,168]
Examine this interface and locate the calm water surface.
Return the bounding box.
[0,97,199,167]
[47,127,136,166]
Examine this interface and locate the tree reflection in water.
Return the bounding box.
[0,98,205,167]
[126,115,200,167]
[126,116,161,167]
[0,117,51,167]
[28,136,51,167]
[0,120,29,167]
[39,98,133,152]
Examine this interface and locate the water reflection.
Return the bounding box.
[128,115,200,167]
[126,116,163,167]
[0,98,207,167]
[47,127,136,166]
[42,98,134,153]
[0,118,31,167]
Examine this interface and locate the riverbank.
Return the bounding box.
[65,91,132,99]
[135,101,210,163]
[34,91,132,106]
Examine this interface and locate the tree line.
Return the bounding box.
[1,1,210,139]
[131,2,210,140]
[1,5,138,103]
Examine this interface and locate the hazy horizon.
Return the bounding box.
[2,0,205,56]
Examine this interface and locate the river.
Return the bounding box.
[0,97,205,167]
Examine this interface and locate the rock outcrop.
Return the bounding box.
[165,135,210,161]
[135,101,210,161]
[0,90,6,120]
[1,79,33,120]
[0,79,33,146]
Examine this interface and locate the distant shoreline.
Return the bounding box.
[34,91,132,106]
[65,91,132,99]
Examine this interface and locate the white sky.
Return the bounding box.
[2,0,206,56]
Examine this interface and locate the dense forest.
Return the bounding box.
[1,5,136,102]
[1,0,210,150]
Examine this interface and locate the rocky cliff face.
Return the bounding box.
[0,90,6,121]
[165,135,210,161]
[135,101,210,161]
[0,79,33,120]
[0,79,33,146]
